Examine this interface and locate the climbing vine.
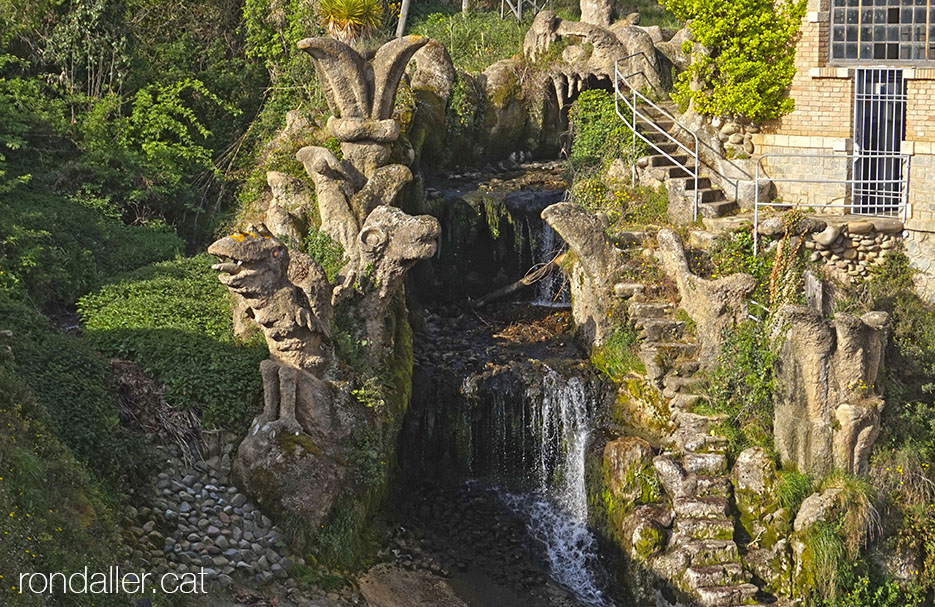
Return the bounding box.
[663,0,807,122]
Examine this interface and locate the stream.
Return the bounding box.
[394,167,619,607]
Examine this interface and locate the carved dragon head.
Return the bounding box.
[208,225,289,298]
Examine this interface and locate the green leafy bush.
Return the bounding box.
[662,0,807,122]
[0,185,182,309]
[0,293,150,480]
[78,255,267,431]
[698,320,776,453]
[0,362,128,607]
[569,89,643,169]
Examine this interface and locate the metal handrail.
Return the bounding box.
[614,60,699,220]
[753,152,911,255]
[613,57,754,210]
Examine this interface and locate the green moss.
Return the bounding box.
[277,433,323,457]
[614,378,672,435]
[633,524,665,560]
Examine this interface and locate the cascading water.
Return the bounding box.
[531,220,571,307]
[482,367,611,607]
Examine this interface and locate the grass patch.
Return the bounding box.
[592,324,645,381]
[406,3,532,73]
[777,468,813,516]
[78,255,268,432]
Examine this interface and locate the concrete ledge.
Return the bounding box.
[809,67,852,79]
[906,141,935,155]
[904,68,935,80]
[807,11,829,22]
[751,134,851,150]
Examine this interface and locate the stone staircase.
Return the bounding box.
[614,269,773,606]
[633,102,737,219]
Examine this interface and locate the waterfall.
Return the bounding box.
[486,366,611,607]
[531,219,570,307]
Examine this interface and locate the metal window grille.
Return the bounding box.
[852,67,908,216]
[830,0,935,63]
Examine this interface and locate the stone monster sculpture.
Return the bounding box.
[207,36,441,531]
[208,226,334,438]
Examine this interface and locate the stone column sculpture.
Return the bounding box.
[207,36,441,536]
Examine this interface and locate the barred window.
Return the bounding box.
[830,0,935,62]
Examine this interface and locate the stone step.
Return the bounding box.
[681,176,712,191]
[673,517,734,542]
[696,583,758,606]
[682,433,730,454]
[674,410,728,435]
[699,199,738,219]
[685,563,749,589]
[668,165,697,179]
[669,393,705,411]
[639,319,686,342]
[694,475,733,498]
[641,341,700,360]
[674,360,700,375]
[677,539,739,567]
[682,452,728,476]
[648,153,689,168]
[610,230,654,246]
[662,374,704,396]
[629,301,675,319]
[673,496,730,520]
[696,188,726,203]
[614,282,645,299]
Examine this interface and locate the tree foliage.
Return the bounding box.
[663,0,807,122]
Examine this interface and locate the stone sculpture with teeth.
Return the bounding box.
[208,225,333,437]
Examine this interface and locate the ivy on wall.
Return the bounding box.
[663,0,807,122]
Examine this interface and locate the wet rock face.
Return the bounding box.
[388,483,580,607]
[773,305,889,476]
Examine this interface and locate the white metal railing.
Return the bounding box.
[613,58,755,221]
[753,152,910,255]
[614,59,699,220]
[500,0,548,21]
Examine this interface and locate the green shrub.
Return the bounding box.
[592,325,644,381]
[697,320,775,453]
[663,0,806,122]
[0,293,150,480]
[0,363,128,607]
[0,185,182,310]
[318,0,383,43]
[78,255,267,431]
[569,89,643,169]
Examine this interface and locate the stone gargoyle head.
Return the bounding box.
[358,205,440,300]
[208,225,289,299]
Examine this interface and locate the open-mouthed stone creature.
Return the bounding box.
[208,225,333,436]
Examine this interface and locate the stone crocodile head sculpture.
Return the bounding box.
[208,225,331,374]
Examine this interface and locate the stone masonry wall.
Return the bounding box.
[749,138,849,207]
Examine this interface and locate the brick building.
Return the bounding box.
[751,0,935,297]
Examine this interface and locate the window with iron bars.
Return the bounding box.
[831,0,935,62]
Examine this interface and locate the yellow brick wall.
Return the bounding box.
[906,80,935,143]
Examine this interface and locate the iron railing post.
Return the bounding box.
[754,159,760,257]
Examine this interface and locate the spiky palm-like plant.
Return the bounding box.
[317,0,383,43]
